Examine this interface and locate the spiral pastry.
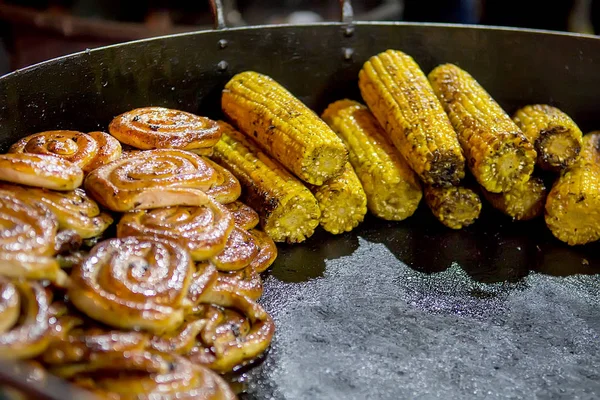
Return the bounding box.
[247,229,278,273]
[204,158,242,204]
[217,267,263,301]
[188,283,275,373]
[225,201,260,230]
[8,130,122,173]
[0,192,66,283]
[108,107,222,151]
[0,183,113,239]
[84,149,216,212]
[68,236,194,334]
[0,278,53,360]
[211,227,259,271]
[0,153,83,190]
[117,198,234,260]
[55,351,237,400]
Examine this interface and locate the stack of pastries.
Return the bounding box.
[0,108,278,399]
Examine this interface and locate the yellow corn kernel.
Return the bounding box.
[222,71,348,185]
[482,176,547,221]
[513,104,583,171]
[309,163,367,234]
[358,50,465,186]
[428,64,537,193]
[211,121,320,243]
[322,99,422,221]
[545,132,600,245]
[424,185,481,229]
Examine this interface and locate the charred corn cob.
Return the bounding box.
[211,121,320,243]
[309,163,367,234]
[482,176,547,221]
[428,64,537,193]
[358,50,465,186]
[545,132,600,245]
[424,185,482,229]
[321,99,422,221]
[222,71,348,185]
[512,104,583,171]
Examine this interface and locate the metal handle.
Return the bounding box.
[208,0,354,30]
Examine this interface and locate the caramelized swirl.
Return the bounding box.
[54,351,237,400]
[0,192,66,282]
[68,236,194,334]
[211,227,259,271]
[217,267,263,301]
[225,201,260,230]
[204,159,242,204]
[109,107,222,150]
[84,149,215,211]
[247,229,278,273]
[189,283,275,373]
[9,130,122,173]
[0,153,83,190]
[0,279,52,359]
[117,198,234,260]
[0,183,113,239]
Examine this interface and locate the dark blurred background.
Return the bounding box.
[0,0,598,76]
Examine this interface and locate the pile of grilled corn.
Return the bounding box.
[215,49,598,246]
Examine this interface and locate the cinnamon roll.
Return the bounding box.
[0,153,83,190]
[0,184,113,239]
[57,351,237,400]
[0,192,66,283]
[225,201,259,230]
[84,149,216,211]
[117,198,234,260]
[211,227,259,271]
[68,236,194,334]
[204,158,242,204]
[8,130,122,173]
[108,107,221,151]
[0,278,53,359]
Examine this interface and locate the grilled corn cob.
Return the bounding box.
[211,121,320,243]
[428,64,537,193]
[358,50,465,186]
[222,71,348,185]
[321,99,422,221]
[424,185,482,229]
[545,132,600,245]
[309,163,367,234]
[482,176,547,221]
[512,104,583,171]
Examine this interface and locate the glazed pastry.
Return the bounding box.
[0,279,53,360]
[117,199,235,260]
[0,183,113,239]
[210,227,259,271]
[9,130,121,173]
[0,153,83,190]
[108,107,221,151]
[84,149,215,211]
[68,236,194,334]
[225,201,260,230]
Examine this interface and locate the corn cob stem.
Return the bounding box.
[211,121,320,243]
[322,99,422,221]
[424,185,481,229]
[428,64,537,193]
[358,50,465,186]
[309,163,367,235]
[545,132,600,245]
[512,104,583,171]
[482,176,547,221]
[222,71,348,185]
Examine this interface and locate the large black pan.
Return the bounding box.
[0,1,599,398]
